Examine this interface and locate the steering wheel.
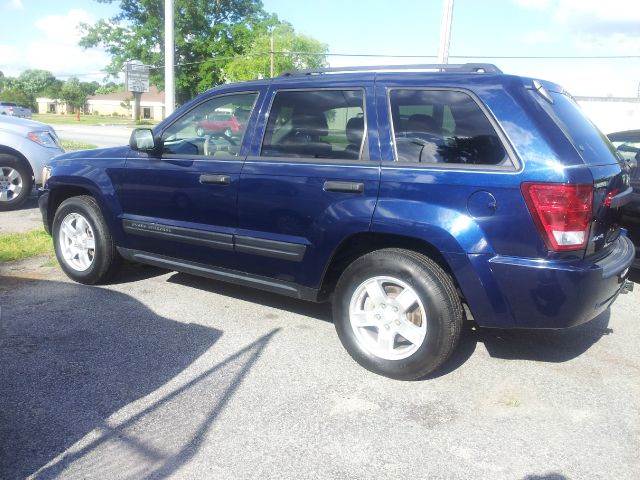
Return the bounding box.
[203,132,237,157]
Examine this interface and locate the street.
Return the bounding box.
[1,256,638,480]
[55,124,133,149]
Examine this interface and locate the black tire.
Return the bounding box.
[52,195,121,284]
[0,155,33,211]
[332,248,463,380]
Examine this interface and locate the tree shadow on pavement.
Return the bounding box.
[0,276,222,479]
[429,309,612,379]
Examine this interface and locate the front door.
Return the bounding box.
[119,90,262,268]
[236,82,381,291]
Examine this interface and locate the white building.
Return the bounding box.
[576,96,640,135]
[36,86,166,121]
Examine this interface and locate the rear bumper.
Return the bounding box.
[455,235,635,329]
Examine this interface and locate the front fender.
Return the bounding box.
[47,158,126,241]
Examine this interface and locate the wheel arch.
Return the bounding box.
[318,231,461,301]
[0,145,34,179]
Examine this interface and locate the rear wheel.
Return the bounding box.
[333,248,463,380]
[0,156,32,210]
[52,195,121,284]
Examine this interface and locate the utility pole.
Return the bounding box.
[437,0,455,64]
[270,29,275,78]
[164,0,175,117]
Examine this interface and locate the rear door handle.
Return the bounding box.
[323,180,365,194]
[199,174,231,185]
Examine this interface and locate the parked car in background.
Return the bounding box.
[608,129,640,268]
[195,112,244,138]
[39,64,635,379]
[1,115,63,210]
[0,101,33,119]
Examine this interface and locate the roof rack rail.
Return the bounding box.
[280,63,502,77]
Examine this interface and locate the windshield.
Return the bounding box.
[534,90,620,166]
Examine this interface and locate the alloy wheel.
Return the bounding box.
[348,276,427,360]
[0,167,23,202]
[58,212,96,271]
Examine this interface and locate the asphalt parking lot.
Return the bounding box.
[1,248,639,479]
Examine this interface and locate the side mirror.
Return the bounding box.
[130,128,161,153]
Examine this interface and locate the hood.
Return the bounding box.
[51,145,131,164]
[0,115,55,134]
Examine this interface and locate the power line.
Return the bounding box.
[6,51,639,79]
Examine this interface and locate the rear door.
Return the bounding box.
[236,80,380,290]
[119,89,263,268]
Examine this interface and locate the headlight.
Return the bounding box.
[27,130,59,148]
[41,166,52,186]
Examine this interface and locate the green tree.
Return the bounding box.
[80,0,270,103]
[60,77,89,120]
[0,87,32,107]
[95,81,124,95]
[16,69,59,105]
[224,23,327,81]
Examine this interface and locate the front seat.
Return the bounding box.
[344,116,364,159]
[280,112,331,158]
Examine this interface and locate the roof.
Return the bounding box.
[88,85,165,103]
[607,130,640,142]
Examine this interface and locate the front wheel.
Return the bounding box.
[52,195,121,284]
[0,156,32,211]
[333,248,463,380]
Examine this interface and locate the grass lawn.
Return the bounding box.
[0,229,54,263]
[34,113,135,126]
[33,113,159,127]
[60,139,98,151]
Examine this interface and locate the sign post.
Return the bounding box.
[125,61,150,121]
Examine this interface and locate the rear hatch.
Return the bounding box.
[532,84,631,257]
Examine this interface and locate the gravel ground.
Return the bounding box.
[1,258,638,480]
[0,197,41,234]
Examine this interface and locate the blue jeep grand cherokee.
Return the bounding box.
[39,64,635,379]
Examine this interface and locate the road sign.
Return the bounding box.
[125,61,150,93]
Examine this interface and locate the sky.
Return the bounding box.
[1,0,639,97]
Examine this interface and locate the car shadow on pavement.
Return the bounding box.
[429,310,612,379]
[0,276,223,479]
[167,272,333,322]
[166,271,613,381]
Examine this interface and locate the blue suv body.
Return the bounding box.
[39,64,635,379]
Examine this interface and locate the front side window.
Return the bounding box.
[389,89,508,166]
[162,92,258,158]
[261,89,365,160]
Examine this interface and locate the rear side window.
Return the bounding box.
[261,89,366,160]
[389,89,508,166]
[536,91,620,166]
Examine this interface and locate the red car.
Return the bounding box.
[196,113,242,137]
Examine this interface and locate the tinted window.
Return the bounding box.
[261,90,365,160]
[162,92,257,158]
[538,91,620,166]
[389,89,508,166]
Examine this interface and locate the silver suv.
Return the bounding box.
[0,116,63,210]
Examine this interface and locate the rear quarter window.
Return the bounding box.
[388,89,509,167]
[534,91,620,166]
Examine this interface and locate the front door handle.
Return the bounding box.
[323,180,365,194]
[200,174,231,185]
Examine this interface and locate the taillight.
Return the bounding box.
[521,182,593,252]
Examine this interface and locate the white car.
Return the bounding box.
[0,101,32,119]
[0,116,64,210]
